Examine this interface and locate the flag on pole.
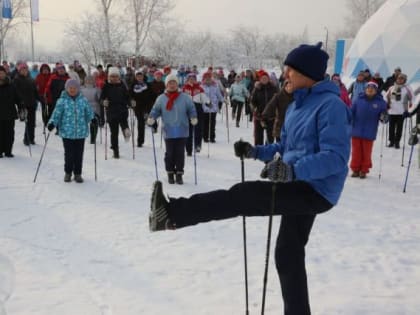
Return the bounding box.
[31,0,39,22]
[2,0,12,19]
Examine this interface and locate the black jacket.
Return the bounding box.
[13,74,40,109]
[0,78,20,120]
[100,81,129,122]
[129,80,154,116]
[250,82,279,119]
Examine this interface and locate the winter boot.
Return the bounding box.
[394,142,400,149]
[167,172,175,184]
[359,172,367,179]
[175,172,183,185]
[387,141,394,147]
[74,174,84,183]
[64,173,72,182]
[351,171,360,178]
[149,181,174,232]
[123,128,131,142]
[113,149,120,159]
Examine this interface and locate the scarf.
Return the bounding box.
[165,91,180,111]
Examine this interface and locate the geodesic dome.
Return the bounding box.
[342,0,420,83]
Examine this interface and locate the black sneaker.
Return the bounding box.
[5,153,14,158]
[149,181,173,232]
[74,174,84,183]
[394,143,400,149]
[168,172,175,184]
[30,140,35,145]
[113,150,120,159]
[64,173,72,182]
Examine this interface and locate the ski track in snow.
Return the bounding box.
[1,107,419,314]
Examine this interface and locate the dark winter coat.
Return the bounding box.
[35,64,52,102]
[150,80,165,102]
[261,87,294,138]
[351,93,387,141]
[13,74,40,110]
[130,80,154,116]
[0,78,20,120]
[383,74,398,92]
[46,73,70,106]
[100,81,129,122]
[250,82,279,120]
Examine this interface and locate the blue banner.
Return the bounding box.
[2,0,12,19]
[334,39,345,75]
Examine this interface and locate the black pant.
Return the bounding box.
[63,138,85,175]
[108,117,129,153]
[388,115,404,145]
[40,101,49,126]
[245,99,253,122]
[90,123,98,143]
[203,112,217,142]
[135,112,146,146]
[24,107,36,143]
[0,120,15,155]
[165,138,187,174]
[231,100,244,124]
[168,180,333,315]
[186,103,204,154]
[254,119,275,145]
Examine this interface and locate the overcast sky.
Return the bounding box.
[26,0,347,52]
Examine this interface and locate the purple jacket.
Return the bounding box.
[351,93,387,140]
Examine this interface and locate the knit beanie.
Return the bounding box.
[284,42,329,82]
[108,67,120,77]
[366,81,378,90]
[165,74,179,86]
[65,79,81,91]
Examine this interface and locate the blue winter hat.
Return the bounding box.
[284,42,329,82]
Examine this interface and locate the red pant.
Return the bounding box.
[350,137,374,173]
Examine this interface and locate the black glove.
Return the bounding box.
[234,140,256,159]
[260,156,294,182]
[19,108,27,122]
[91,117,98,127]
[403,111,410,119]
[408,127,419,146]
[47,123,55,132]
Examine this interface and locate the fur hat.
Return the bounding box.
[284,42,329,82]
[165,74,179,86]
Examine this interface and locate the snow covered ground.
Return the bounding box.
[1,107,420,315]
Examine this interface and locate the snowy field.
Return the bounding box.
[1,107,420,315]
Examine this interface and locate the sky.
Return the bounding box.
[13,0,348,55]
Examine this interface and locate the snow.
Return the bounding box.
[1,107,420,315]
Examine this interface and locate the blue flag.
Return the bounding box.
[2,0,13,19]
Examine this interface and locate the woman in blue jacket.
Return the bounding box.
[149,43,352,315]
[48,79,95,183]
[350,81,387,178]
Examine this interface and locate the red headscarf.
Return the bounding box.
[165,91,180,111]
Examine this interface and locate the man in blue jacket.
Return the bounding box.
[149,43,352,315]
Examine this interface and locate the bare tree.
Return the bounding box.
[339,0,386,37]
[97,0,114,53]
[149,21,183,66]
[0,0,28,60]
[122,0,174,60]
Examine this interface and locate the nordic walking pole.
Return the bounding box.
[33,132,51,183]
[378,122,385,182]
[261,184,276,315]
[240,154,249,315]
[151,126,159,181]
[131,108,135,160]
[104,107,108,160]
[225,99,230,143]
[94,126,97,181]
[207,111,211,158]
[403,142,415,193]
[401,117,409,166]
[160,119,163,148]
[99,125,102,144]
[193,127,197,185]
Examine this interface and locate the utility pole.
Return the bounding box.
[29,0,35,61]
[324,26,329,51]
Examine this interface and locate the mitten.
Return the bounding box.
[234,140,256,159]
[102,99,109,107]
[130,100,136,108]
[190,118,198,126]
[147,117,156,126]
[403,111,409,118]
[19,109,27,122]
[47,123,55,132]
[379,112,389,124]
[260,156,294,182]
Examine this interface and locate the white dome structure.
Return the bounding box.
[342,0,420,83]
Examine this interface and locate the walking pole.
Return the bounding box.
[261,184,276,315]
[207,112,211,158]
[403,143,415,193]
[401,117,409,167]
[378,123,385,182]
[104,108,108,160]
[225,99,230,143]
[151,127,159,181]
[160,120,163,148]
[240,155,249,315]
[99,125,102,145]
[33,132,51,183]
[94,130,97,181]
[193,127,197,185]
[131,108,135,160]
